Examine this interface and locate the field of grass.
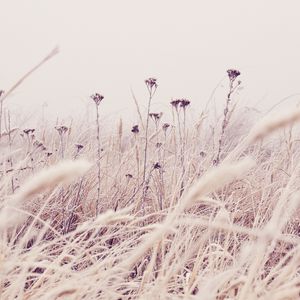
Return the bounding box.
[1,54,300,299]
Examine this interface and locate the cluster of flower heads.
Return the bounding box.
[33,140,46,151]
[131,122,171,135]
[149,112,163,123]
[23,128,35,135]
[90,93,104,106]
[20,126,86,158]
[21,128,48,152]
[227,69,241,82]
[55,125,68,135]
[145,78,158,89]
[170,98,191,109]
[75,143,84,151]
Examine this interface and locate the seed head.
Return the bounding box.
[180,99,191,108]
[33,140,46,150]
[162,123,170,131]
[145,78,157,89]
[149,112,163,121]
[131,125,139,134]
[170,99,181,109]
[23,128,35,135]
[200,151,207,158]
[55,125,68,135]
[227,69,241,82]
[125,173,133,179]
[75,143,84,151]
[153,162,161,169]
[90,93,104,106]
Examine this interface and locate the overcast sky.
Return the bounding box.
[1,0,300,125]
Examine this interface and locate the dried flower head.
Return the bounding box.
[131,125,139,134]
[33,140,46,150]
[145,78,157,89]
[90,93,104,106]
[227,69,241,82]
[125,173,133,179]
[200,151,207,158]
[46,152,53,157]
[162,123,170,131]
[170,99,181,109]
[75,143,84,151]
[23,128,35,135]
[149,112,163,121]
[55,125,68,135]
[153,162,161,169]
[180,99,191,108]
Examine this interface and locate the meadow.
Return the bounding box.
[1,51,300,299]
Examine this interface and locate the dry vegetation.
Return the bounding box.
[1,53,300,299]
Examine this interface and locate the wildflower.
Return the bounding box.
[55,125,68,135]
[33,140,46,150]
[227,69,241,82]
[149,112,163,121]
[145,78,158,96]
[180,99,191,108]
[90,93,104,106]
[131,125,139,134]
[23,128,35,135]
[145,78,157,89]
[149,112,163,128]
[162,123,170,131]
[200,151,207,157]
[170,99,181,109]
[75,143,84,151]
[153,162,161,169]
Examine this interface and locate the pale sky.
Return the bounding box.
[1,0,300,125]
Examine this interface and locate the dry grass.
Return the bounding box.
[1,69,300,299]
